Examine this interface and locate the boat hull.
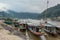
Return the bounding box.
[56,28,60,34]
[57,30,60,34]
[28,28,42,36]
[44,29,57,36]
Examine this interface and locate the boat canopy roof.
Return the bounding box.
[27,20,41,27]
[27,23,41,27]
[45,23,55,27]
[47,21,60,28]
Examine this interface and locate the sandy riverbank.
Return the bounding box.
[0,24,24,40]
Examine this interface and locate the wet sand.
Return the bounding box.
[0,25,24,40]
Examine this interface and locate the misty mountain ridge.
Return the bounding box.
[0,9,40,19]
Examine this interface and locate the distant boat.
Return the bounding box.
[27,23,45,36]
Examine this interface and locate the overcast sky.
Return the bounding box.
[0,0,60,13]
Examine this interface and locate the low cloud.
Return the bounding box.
[0,0,60,13]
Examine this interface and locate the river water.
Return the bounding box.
[27,30,41,40]
[24,30,60,40]
[46,34,60,40]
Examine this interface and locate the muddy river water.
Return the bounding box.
[22,30,60,40]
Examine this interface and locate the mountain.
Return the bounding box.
[38,4,60,19]
[0,10,39,19]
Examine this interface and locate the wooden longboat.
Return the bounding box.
[17,19,28,31]
[19,22,28,31]
[44,22,57,36]
[54,22,60,34]
[13,20,27,31]
[56,26,60,34]
[45,21,60,34]
[27,23,45,36]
